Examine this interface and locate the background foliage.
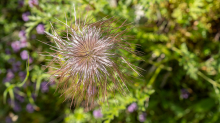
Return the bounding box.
[1,0,220,123]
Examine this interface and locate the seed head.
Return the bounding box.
[42,11,141,109]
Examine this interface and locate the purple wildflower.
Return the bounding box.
[93,109,103,118]
[29,57,33,63]
[19,30,26,39]
[5,48,11,55]
[8,58,15,64]
[6,70,14,80]
[13,103,21,112]
[26,103,34,113]
[138,113,147,122]
[36,24,45,34]
[18,0,24,7]
[19,71,26,81]
[20,39,27,48]
[180,89,190,99]
[8,99,21,112]
[14,87,20,91]
[31,93,37,101]
[41,82,49,93]
[5,116,12,123]
[15,93,25,102]
[3,78,11,83]
[20,50,29,60]
[127,103,137,113]
[11,41,21,52]
[29,0,38,7]
[22,12,30,21]
[12,61,21,72]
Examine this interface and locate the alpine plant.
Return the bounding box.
[43,11,141,109]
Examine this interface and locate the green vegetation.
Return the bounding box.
[1,0,220,122]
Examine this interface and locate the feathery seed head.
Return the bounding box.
[43,12,140,109]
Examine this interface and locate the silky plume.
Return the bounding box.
[41,11,142,110]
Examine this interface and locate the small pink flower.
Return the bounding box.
[127,103,137,112]
[93,110,103,118]
[29,0,38,7]
[36,24,44,34]
[20,50,29,60]
[20,39,27,48]
[11,41,21,52]
[19,30,26,39]
[22,12,30,21]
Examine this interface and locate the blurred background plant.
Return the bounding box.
[1,0,220,123]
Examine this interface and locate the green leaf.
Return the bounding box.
[3,83,15,104]
[191,98,216,112]
[18,56,30,87]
